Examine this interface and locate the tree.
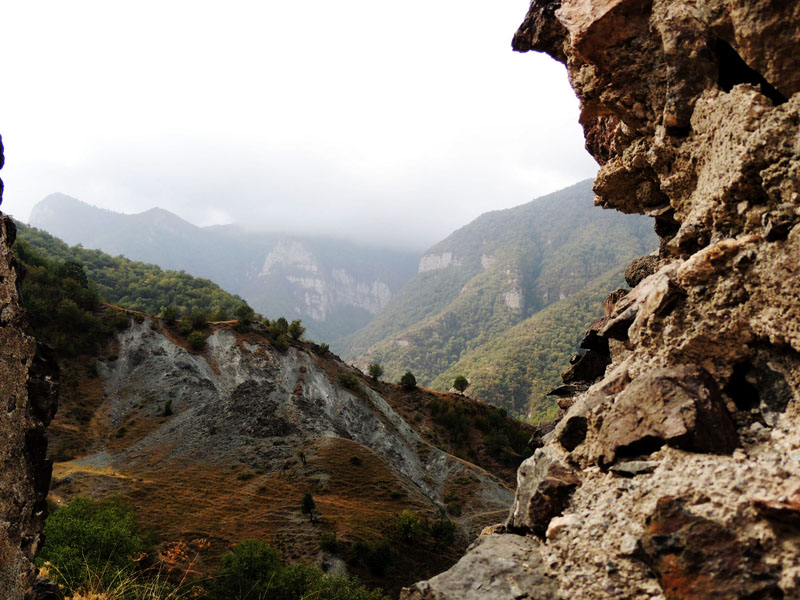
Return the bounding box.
[395,509,424,543]
[453,375,469,395]
[189,309,207,330]
[235,303,255,325]
[400,371,417,390]
[162,305,178,325]
[275,317,289,333]
[301,492,316,522]
[187,330,207,350]
[368,363,384,381]
[288,319,305,340]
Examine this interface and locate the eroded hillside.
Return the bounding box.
[46,315,532,595]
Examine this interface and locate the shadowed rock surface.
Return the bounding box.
[0,136,59,599]
[403,2,800,598]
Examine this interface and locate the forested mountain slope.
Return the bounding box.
[345,180,657,416]
[29,194,419,346]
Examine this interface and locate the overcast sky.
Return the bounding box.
[1,0,597,250]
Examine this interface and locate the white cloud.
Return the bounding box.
[0,0,597,249]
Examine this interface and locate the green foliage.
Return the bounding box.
[453,375,469,394]
[349,540,394,576]
[37,497,144,594]
[273,334,290,352]
[320,532,339,554]
[395,509,425,543]
[399,372,417,390]
[288,319,305,340]
[208,539,389,600]
[275,317,289,333]
[162,305,179,325]
[318,342,330,355]
[177,319,192,337]
[368,363,384,381]
[338,372,360,390]
[301,492,316,520]
[161,399,173,417]
[187,330,207,351]
[15,222,249,318]
[189,309,207,330]
[349,455,363,466]
[235,303,255,324]
[342,180,657,416]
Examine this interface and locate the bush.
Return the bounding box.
[37,497,144,594]
[400,371,417,390]
[368,363,384,381]
[320,532,339,554]
[301,492,316,521]
[349,455,363,466]
[453,375,469,394]
[273,334,290,352]
[338,372,359,390]
[189,309,207,330]
[288,319,305,340]
[211,540,389,600]
[395,509,425,543]
[177,319,192,336]
[161,399,173,417]
[349,540,393,576]
[187,330,207,351]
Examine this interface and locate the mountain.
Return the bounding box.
[343,180,658,416]
[29,193,419,347]
[46,313,531,595]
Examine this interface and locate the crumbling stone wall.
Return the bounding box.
[403,2,800,598]
[0,135,59,599]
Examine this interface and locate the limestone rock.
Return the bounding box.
[639,496,782,600]
[598,365,738,466]
[399,534,558,600]
[507,447,580,536]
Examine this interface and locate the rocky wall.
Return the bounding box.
[403,2,800,598]
[0,135,60,599]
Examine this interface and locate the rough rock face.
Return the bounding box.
[403,2,800,598]
[0,137,59,599]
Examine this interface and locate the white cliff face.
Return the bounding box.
[419,252,458,273]
[259,241,395,321]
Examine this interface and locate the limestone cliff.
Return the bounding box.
[403,2,800,598]
[0,136,59,599]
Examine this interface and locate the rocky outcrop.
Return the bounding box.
[403,2,800,598]
[0,136,59,600]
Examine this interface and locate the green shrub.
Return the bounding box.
[395,509,425,543]
[368,363,384,381]
[400,371,417,390]
[211,540,388,600]
[320,531,339,554]
[177,319,192,336]
[338,372,359,390]
[37,497,144,594]
[453,375,469,394]
[349,455,363,466]
[187,330,207,351]
[273,334,290,352]
[189,309,207,330]
[288,319,305,340]
[161,399,173,417]
[162,305,179,325]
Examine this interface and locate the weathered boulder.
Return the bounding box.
[507,446,580,536]
[597,365,738,466]
[400,534,558,600]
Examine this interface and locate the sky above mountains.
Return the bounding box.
[1,0,597,250]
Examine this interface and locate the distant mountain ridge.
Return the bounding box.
[343,179,658,417]
[29,193,419,346]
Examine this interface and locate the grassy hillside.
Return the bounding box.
[345,180,656,416]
